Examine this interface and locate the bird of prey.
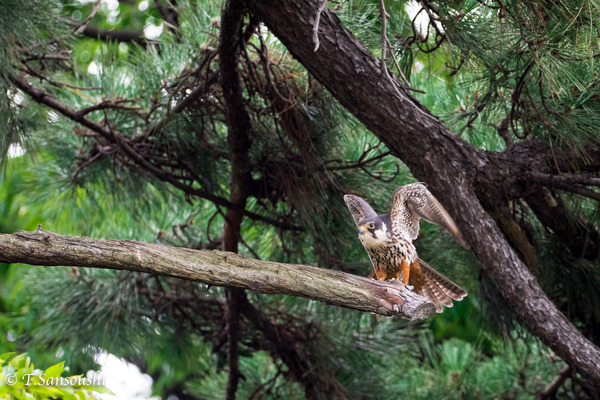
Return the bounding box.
[344,183,469,313]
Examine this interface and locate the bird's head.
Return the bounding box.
[357,217,388,248]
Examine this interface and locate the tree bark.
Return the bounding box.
[244,0,600,388]
[219,1,255,397]
[0,227,435,319]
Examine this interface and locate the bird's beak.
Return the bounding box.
[358,228,366,235]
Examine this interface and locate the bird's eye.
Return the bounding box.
[368,222,375,229]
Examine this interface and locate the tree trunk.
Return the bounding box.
[219,1,253,397]
[245,0,600,388]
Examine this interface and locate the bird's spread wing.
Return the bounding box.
[390,183,470,249]
[343,194,377,225]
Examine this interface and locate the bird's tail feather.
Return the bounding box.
[418,258,467,313]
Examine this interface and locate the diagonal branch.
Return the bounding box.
[237,294,345,398]
[535,365,572,400]
[10,74,301,231]
[245,0,600,388]
[0,227,436,320]
[526,188,599,259]
[73,0,102,34]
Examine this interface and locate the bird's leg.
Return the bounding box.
[409,260,425,295]
[367,270,376,280]
[374,268,387,281]
[400,260,411,285]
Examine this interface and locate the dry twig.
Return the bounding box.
[73,0,102,34]
[313,0,329,52]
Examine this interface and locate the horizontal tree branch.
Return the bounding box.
[526,171,600,201]
[0,227,436,320]
[82,26,146,45]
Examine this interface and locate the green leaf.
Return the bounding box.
[43,361,65,379]
[87,385,113,394]
[75,389,90,400]
[0,353,14,364]
[8,353,27,369]
[29,385,65,398]
[16,367,33,382]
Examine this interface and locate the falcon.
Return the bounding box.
[344,183,469,313]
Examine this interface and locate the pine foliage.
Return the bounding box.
[1,0,599,398]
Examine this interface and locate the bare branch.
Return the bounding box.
[10,74,302,231]
[533,172,600,187]
[82,26,146,45]
[73,0,102,34]
[313,0,329,52]
[0,228,437,320]
[154,0,179,28]
[385,39,424,93]
[378,0,424,95]
[527,171,600,202]
[378,0,391,80]
[24,51,72,62]
[76,99,141,117]
[324,151,391,171]
[535,365,572,400]
[21,65,102,91]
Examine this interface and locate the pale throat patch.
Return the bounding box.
[359,224,388,248]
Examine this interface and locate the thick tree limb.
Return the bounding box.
[245,0,600,388]
[0,228,436,320]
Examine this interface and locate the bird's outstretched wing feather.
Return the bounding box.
[343,194,377,225]
[419,258,467,313]
[390,183,470,249]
